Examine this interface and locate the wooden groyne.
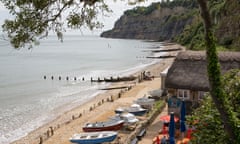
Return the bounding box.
[143,48,182,53]
[43,76,80,81]
[146,55,176,59]
[99,86,132,90]
[90,76,137,83]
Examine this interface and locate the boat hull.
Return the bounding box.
[134,99,154,105]
[110,113,139,125]
[115,109,147,116]
[82,120,124,132]
[128,109,147,116]
[70,131,117,144]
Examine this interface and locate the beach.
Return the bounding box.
[11,44,184,144]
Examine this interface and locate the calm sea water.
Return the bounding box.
[0,35,163,143]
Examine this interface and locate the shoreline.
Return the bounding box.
[11,44,184,144]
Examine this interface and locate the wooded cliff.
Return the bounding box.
[100,0,240,51]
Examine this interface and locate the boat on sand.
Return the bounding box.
[115,104,148,116]
[82,119,124,132]
[133,97,155,108]
[110,112,139,125]
[69,131,117,144]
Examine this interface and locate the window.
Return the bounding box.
[198,91,206,100]
[177,89,190,100]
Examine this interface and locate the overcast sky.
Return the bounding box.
[0,0,160,35]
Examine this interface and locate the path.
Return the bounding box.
[138,104,168,144]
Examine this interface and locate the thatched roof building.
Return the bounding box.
[165,51,240,91]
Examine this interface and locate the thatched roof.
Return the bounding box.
[165,51,240,91]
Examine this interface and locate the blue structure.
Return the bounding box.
[169,112,175,144]
[180,100,186,133]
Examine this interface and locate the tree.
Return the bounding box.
[197,0,239,142]
[188,69,240,144]
[0,0,111,48]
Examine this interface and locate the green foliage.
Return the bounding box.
[187,96,229,144]
[124,2,160,16]
[124,0,199,17]
[160,0,199,9]
[154,100,165,110]
[209,0,225,17]
[222,70,240,118]
[175,0,240,51]
[188,69,240,144]
[175,15,205,50]
[215,45,228,51]
[0,0,111,49]
[146,100,163,116]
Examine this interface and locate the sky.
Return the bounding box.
[0,0,160,35]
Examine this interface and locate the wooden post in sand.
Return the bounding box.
[39,136,43,144]
[50,126,54,136]
[47,130,50,138]
[110,95,114,102]
[79,113,82,118]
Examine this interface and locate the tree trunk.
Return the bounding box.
[197,0,236,142]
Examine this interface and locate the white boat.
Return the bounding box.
[115,104,147,116]
[69,131,118,144]
[148,89,164,99]
[133,97,155,107]
[110,113,139,125]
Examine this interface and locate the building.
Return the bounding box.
[163,51,240,115]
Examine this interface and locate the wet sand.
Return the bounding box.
[11,44,184,144]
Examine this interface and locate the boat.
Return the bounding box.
[115,104,148,116]
[110,112,139,125]
[82,119,124,132]
[133,97,155,108]
[148,89,167,99]
[69,131,118,144]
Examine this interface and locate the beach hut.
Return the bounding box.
[165,51,240,115]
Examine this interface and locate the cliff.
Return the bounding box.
[101,0,240,51]
[101,2,197,41]
[215,0,240,49]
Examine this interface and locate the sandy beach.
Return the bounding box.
[11,44,184,144]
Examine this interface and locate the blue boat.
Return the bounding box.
[69,131,117,144]
[115,104,148,116]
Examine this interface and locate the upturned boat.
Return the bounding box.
[69,131,117,144]
[115,104,148,116]
[110,112,139,125]
[82,119,124,132]
[133,97,155,108]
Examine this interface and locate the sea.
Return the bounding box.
[0,35,164,143]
